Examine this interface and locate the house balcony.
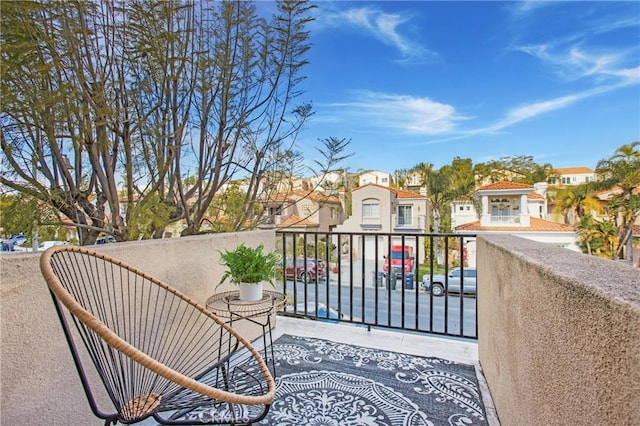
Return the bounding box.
[2,230,638,425]
[393,215,427,231]
[489,215,520,224]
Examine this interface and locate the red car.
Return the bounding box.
[284,258,327,283]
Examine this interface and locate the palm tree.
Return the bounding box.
[594,220,619,259]
[609,141,640,161]
[425,167,453,234]
[552,184,601,224]
[576,215,599,255]
[595,141,640,259]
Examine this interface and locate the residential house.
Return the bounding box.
[545,166,599,222]
[358,170,392,187]
[454,181,577,266]
[548,166,597,186]
[404,170,426,194]
[334,184,429,261]
[295,171,346,194]
[262,190,343,233]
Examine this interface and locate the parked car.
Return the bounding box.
[0,233,27,252]
[284,257,326,283]
[95,236,116,245]
[421,267,477,297]
[38,241,69,251]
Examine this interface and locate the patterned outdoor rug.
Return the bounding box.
[258,334,488,426]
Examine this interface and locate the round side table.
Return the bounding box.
[206,290,286,374]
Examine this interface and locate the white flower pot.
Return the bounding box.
[239,282,263,302]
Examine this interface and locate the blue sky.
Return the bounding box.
[288,1,640,174]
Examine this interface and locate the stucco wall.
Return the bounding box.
[477,235,640,425]
[1,230,275,425]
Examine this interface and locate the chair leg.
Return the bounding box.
[104,416,118,425]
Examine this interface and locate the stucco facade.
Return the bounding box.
[477,235,640,425]
[334,184,429,261]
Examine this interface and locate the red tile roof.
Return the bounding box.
[290,190,341,204]
[395,188,426,199]
[476,181,532,191]
[354,183,426,198]
[456,217,575,232]
[527,192,544,200]
[276,215,319,228]
[552,167,594,175]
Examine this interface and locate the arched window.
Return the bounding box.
[362,198,380,219]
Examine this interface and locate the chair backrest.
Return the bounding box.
[41,245,274,424]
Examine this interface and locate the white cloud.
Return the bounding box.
[486,94,581,132]
[512,3,640,85]
[326,91,466,135]
[509,0,556,16]
[516,43,638,85]
[604,66,640,80]
[477,78,636,134]
[314,6,434,61]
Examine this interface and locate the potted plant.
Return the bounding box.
[218,243,280,301]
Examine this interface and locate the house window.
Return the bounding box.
[561,177,570,184]
[397,205,412,225]
[466,206,471,211]
[362,200,380,218]
[269,205,282,216]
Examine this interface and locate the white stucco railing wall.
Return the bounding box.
[477,234,640,425]
[1,230,275,425]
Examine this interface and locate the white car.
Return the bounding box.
[38,241,69,251]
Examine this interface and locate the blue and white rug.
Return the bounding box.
[258,334,487,426]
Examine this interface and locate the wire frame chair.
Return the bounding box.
[40,245,275,425]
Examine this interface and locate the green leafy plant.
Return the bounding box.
[218,243,280,287]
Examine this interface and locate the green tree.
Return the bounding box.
[576,215,600,255]
[594,142,640,259]
[593,219,619,259]
[421,158,475,234]
[552,184,602,224]
[474,155,554,185]
[127,193,175,241]
[1,1,347,244]
[0,193,67,246]
[410,158,475,265]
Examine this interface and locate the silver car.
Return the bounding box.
[421,267,477,297]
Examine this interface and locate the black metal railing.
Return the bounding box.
[276,231,478,339]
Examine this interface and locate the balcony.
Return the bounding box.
[393,215,426,231]
[2,230,638,425]
[489,215,520,224]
